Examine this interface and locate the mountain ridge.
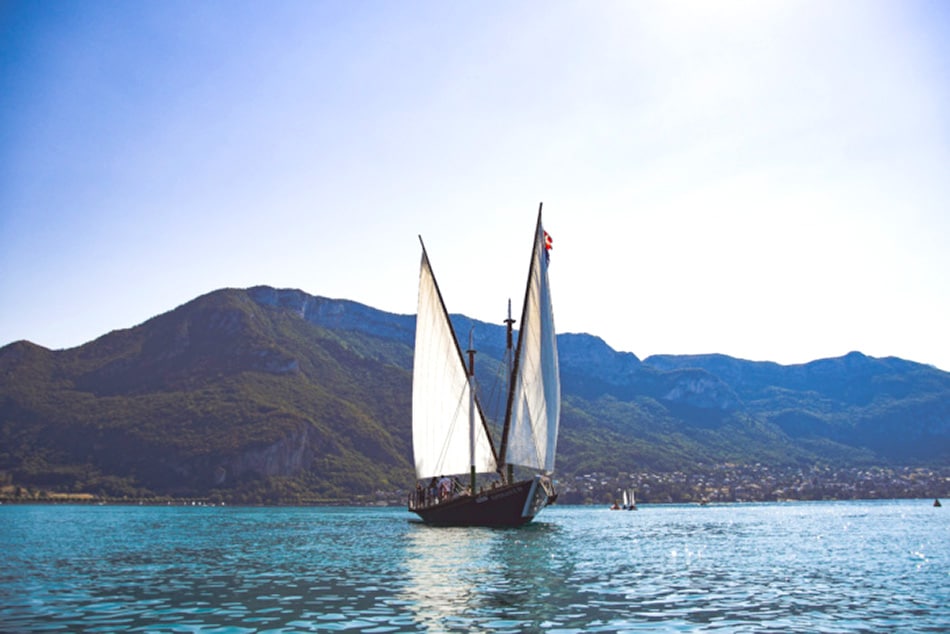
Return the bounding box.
[1,285,947,503]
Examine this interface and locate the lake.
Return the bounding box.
[1,500,946,632]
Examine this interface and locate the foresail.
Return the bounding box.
[412,250,496,480]
[505,217,561,473]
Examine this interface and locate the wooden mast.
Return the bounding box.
[466,328,477,495]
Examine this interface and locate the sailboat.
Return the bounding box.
[611,489,637,511]
[407,204,560,527]
[624,488,638,511]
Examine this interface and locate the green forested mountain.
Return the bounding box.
[1,286,947,503]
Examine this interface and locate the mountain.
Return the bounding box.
[645,352,950,462]
[0,288,414,503]
[1,286,948,503]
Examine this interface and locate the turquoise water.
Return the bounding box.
[1,500,946,632]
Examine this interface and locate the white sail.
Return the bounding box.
[412,250,496,480]
[505,220,561,473]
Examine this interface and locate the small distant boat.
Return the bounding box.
[623,488,637,511]
[407,204,560,527]
[610,489,637,511]
[935,499,942,507]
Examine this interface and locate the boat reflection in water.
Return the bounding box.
[399,523,493,631]
[399,519,571,631]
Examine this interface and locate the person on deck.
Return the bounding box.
[438,476,452,501]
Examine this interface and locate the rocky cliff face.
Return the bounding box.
[213,422,318,485]
[661,372,741,411]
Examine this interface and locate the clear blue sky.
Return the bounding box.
[2,1,948,370]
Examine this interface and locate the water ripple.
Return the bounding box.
[1,501,947,632]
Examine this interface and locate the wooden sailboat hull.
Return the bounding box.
[409,475,557,527]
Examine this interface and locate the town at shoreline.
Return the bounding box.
[3,464,946,507]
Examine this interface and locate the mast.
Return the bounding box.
[498,202,544,479]
[505,299,515,352]
[501,299,516,484]
[466,328,477,494]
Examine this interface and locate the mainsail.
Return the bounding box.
[503,217,561,473]
[412,247,497,479]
